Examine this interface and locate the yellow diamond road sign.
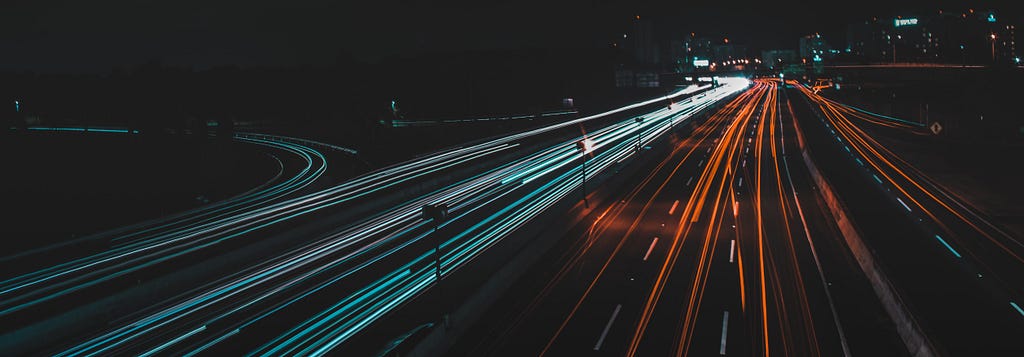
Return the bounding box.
[930,121,942,135]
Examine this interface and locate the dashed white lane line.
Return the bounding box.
[644,237,659,261]
[719,311,730,355]
[594,304,623,351]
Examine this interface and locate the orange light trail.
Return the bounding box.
[537,88,751,356]
[625,83,767,357]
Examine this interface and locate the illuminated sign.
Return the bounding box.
[894,18,918,27]
[987,13,996,22]
[693,59,709,67]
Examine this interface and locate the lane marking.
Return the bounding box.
[873,174,883,184]
[742,159,746,168]
[594,304,623,350]
[934,235,962,258]
[719,311,729,355]
[699,159,705,166]
[896,197,912,212]
[669,200,680,215]
[687,176,694,186]
[1011,302,1024,317]
[729,240,736,263]
[738,177,743,188]
[644,237,659,261]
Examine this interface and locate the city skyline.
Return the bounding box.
[2,0,1018,73]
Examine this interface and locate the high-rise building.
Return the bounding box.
[845,8,1017,65]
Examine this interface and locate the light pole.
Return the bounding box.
[421,203,449,329]
[576,138,594,208]
[991,33,997,63]
[635,116,645,153]
[891,35,900,64]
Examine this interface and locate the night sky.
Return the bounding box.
[2,0,1017,73]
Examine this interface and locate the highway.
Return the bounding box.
[3,79,748,355]
[452,79,903,356]
[791,82,1024,355]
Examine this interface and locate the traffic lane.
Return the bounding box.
[875,156,1024,307]
[761,91,845,356]
[633,104,756,355]
[664,190,750,357]
[540,120,732,356]
[780,86,908,356]
[828,106,1024,300]
[624,92,760,356]
[684,82,772,356]
[597,88,765,356]
[451,103,740,357]
[790,87,1024,356]
[687,81,843,357]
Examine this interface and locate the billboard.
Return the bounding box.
[894,18,918,27]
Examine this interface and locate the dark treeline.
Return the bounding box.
[2,46,629,159]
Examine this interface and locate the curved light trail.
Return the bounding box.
[47,80,749,355]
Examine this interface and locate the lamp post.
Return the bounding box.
[421,203,449,329]
[891,35,901,64]
[576,138,594,208]
[635,116,645,153]
[991,33,997,63]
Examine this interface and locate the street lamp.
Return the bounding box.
[891,35,901,64]
[635,116,645,153]
[991,33,997,63]
[576,138,594,208]
[421,203,449,328]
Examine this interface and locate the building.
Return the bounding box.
[845,8,1017,65]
